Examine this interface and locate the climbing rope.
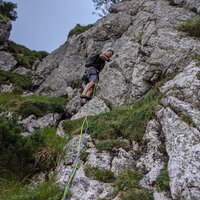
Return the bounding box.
[62,102,89,200]
[62,82,97,200]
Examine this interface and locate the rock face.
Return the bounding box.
[36,0,200,107]
[0,51,17,71]
[0,18,11,45]
[1,0,200,199]
[157,61,200,200]
[53,1,200,199]
[18,113,61,135]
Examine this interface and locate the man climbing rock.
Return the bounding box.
[80,48,114,100]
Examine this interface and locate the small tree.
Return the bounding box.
[0,0,17,21]
[92,0,122,16]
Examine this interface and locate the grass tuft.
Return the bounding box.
[84,165,115,183]
[177,18,200,38]
[156,166,170,192]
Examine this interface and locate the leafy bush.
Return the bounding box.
[0,71,33,94]
[84,165,115,183]
[177,18,200,38]
[0,0,17,21]
[68,23,93,37]
[156,166,170,192]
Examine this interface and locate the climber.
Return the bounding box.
[80,48,114,100]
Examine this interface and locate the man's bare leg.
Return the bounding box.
[81,81,95,96]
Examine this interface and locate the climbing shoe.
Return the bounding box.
[80,94,92,101]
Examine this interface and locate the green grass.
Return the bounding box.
[0,71,33,94]
[62,87,161,145]
[62,117,84,137]
[156,166,170,192]
[177,17,200,38]
[0,93,66,118]
[84,165,115,183]
[0,117,68,178]
[29,127,69,172]
[119,188,153,200]
[112,168,153,199]
[96,138,131,152]
[90,88,161,143]
[68,23,93,37]
[0,174,62,200]
[3,40,48,68]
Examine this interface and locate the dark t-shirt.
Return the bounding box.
[85,53,106,72]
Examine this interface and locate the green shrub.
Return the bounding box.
[96,138,131,152]
[0,116,35,178]
[156,166,170,192]
[84,165,115,183]
[68,23,93,37]
[177,18,200,38]
[0,117,68,178]
[0,71,33,94]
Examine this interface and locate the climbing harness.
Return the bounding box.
[62,104,90,200]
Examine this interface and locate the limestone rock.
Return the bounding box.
[111,148,135,176]
[0,19,11,44]
[0,82,13,92]
[157,107,200,200]
[19,113,61,134]
[86,148,112,170]
[36,0,200,107]
[160,61,200,108]
[0,51,17,71]
[71,97,110,120]
[57,165,113,200]
[137,119,165,188]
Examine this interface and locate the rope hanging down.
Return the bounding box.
[62,102,89,200]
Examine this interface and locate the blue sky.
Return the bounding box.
[6,0,99,52]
